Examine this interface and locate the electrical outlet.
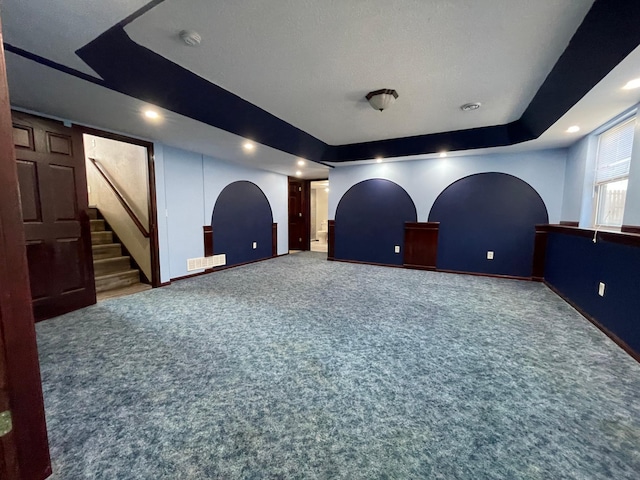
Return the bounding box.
[252,242,257,249]
[394,245,400,253]
[598,282,605,297]
[487,251,494,260]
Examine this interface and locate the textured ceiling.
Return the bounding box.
[1,0,150,76]
[126,0,594,144]
[5,52,330,180]
[2,0,640,176]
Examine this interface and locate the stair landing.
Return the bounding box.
[97,283,152,302]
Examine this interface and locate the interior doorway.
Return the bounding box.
[82,130,160,300]
[310,180,329,253]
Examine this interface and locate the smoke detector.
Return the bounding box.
[460,102,481,112]
[179,30,202,46]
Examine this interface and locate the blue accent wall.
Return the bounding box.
[335,179,416,265]
[212,181,273,267]
[545,232,640,355]
[428,173,548,277]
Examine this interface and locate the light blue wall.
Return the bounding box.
[623,119,640,225]
[153,143,172,284]
[561,136,597,226]
[156,145,288,280]
[329,149,567,223]
[202,155,287,254]
[162,146,206,280]
[559,105,640,228]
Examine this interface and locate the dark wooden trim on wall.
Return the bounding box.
[79,126,161,287]
[272,223,277,257]
[330,258,406,269]
[203,225,213,257]
[544,281,640,364]
[327,220,335,260]
[540,224,640,248]
[531,225,549,281]
[621,224,640,235]
[403,222,439,270]
[437,269,533,282]
[559,221,579,227]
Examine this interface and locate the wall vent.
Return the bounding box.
[187,254,226,271]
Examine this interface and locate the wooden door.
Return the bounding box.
[288,178,310,250]
[13,111,96,321]
[0,20,51,480]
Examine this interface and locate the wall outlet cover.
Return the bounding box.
[252,242,257,249]
[394,245,400,253]
[598,282,605,296]
[487,251,494,260]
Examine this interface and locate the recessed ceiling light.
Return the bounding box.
[622,78,640,90]
[376,157,383,163]
[297,160,305,166]
[439,151,447,158]
[243,142,255,151]
[144,110,160,119]
[460,102,481,112]
[325,188,329,192]
[295,171,302,176]
[566,125,580,133]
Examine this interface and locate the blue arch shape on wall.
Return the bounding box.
[428,172,548,277]
[335,179,417,265]
[212,181,273,267]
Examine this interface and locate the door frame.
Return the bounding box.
[308,177,329,245]
[79,126,161,287]
[0,22,51,480]
[288,177,311,251]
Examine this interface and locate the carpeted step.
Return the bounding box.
[95,269,140,293]
[93,256,131,276]
[90,219,106,232]
[88,207,99,220]
[91,231,113,245]
[92,243,122,260]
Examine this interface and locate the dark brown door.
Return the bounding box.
[288,178,310,250]
[0,20,51,480]
[13,111,96,321]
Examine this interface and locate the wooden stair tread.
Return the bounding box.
[93,255,130,265]
[90,207,145,295]
[94,269,139,281]
[92,243,122,250]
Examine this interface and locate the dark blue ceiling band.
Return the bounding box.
[7,0,640,163]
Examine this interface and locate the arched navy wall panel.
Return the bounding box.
[335,179,416,265]
[428,173,548,277]
[212,181,273,266]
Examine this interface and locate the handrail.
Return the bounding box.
[88,157,149,238]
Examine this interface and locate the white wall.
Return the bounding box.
[155,145,288,281]
[329,149,568,223]
[315,188,329,233]
[84,134,152,280]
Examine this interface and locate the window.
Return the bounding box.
[593,117,635,228]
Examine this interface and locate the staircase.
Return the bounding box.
[89,207,150,299]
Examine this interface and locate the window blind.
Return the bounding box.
[595,118,635,184]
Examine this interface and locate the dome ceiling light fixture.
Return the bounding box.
[179,29,202,46]
[366,89,398,111]
[460,102,482,112]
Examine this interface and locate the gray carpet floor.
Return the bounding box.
[36,252,640,479]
